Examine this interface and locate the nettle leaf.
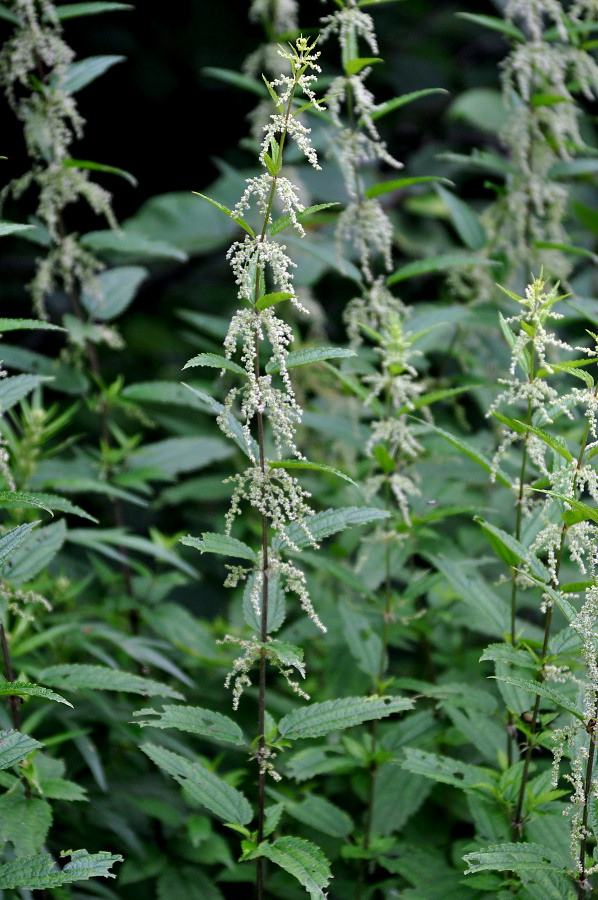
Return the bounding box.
[456,12,525,41]
[269,203,339,236]
[345,56,382,75]
[474,516,549,581]
[367,87,448,123]
[0,522,39,568]
[0,317,62,331]
[2,520,66,585]
[494,675,584,721]
[534,490,598,526]
[64,157,136,185]
[463,842,567,875]
[0,7,20,25]
[134,705,246,746]
[181,532,256,561]
[0,681,72,707]
[193,192,254,237]
[0,374,52,412]
[182,383,259,459]
[480,643,538,670]
[203,66,267,97]
[279,506,390,552]
[286,794,354,838]
[268,640,305,676]
[278,696,414,740]
[387,253,495,285]
[365,175,453,199]
[400,748,498,792]
[129,436,234,478]
[183,353,246,376]
[54,3,132,20]
[0,849,122,890]
[243,570,286,634]
[81,265,148,320]
[61,55,124,92]
[256,291,293,310]
[141,743,252,825]
[249,837,331,897]
[265,346,355,374]
[39,664,184,700]
[268,459,357,487]
[436,184,486,250]
[422,422,510,487]
[0,730,43,769]
[0,490,96,521]
[0,793,52,856]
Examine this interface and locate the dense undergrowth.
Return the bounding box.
[3,1,598,898]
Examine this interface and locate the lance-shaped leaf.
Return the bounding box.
[387,253,496,285]
[463,842,567,875]
[367,87,448,123]
[494,675,584,721]
[54,2,131,19]
[141,743,252,825]
[285,794,354,838]
[400,748,498,792]
[0,522,39,568]
[182,383,259,459]
[474,516,549,581]
[480,643,538,670]
[61,55,125,92]
[248,837,331,897]
[0,681,72,707]
[365,176,453,200]
[268,460,357,487]
[421,422,510,487]
[134,705,246,746]
[39,664,184,700]
[0,730,43,769]
[493,413,573,463]
[181,533,256,561]
[243,570,286,634]
[265,346,355,374]
[256,291,293,311]
[278,506,390,552]
[0,317,62,331]
[278,695,413,740]
[0,374,52,412]
[534,489,598,526]
[193,192,254,237]
[456,12,525,41]
[63,158,136,185]
[0,849,122,890]
[183,353,246,376]
[269,203,339,236]
[0,491,96,521]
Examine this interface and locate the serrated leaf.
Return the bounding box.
[279,506,390,552]
[268,459,357,487]
[534,490,598,526]
[436,184,486,250]
[134,705,246,745]
[141,743,252,825]
[2,520,66,585]
[39,664,184,700]
[0,374,52,411]
[182,383,259,459]
[387,253,494,285]
[278,695,414,740]
[268,640,304,676]
[0,849,122,889]
[0,682,72,707]
[287,794,354,837]
[0,317,63,332]
[463,842,567,875]
[129,436,233,477]
[400,748,497,791]
[265,346,355,374]
[421,422,510,486]
[0,730,43,769]
[494,675,584,720]
[181,532,256,561]
[182,353,246,376]
[269,203,338,237]
[474,516,549,580]
[255,291,293,310]
[242,570,286,635]
[0,522,39,568]
[345,56,382,75]
[0,491,96,521]
[0,792,51,855]
[250,837,331,896]
[480,643,538,669]
[192,192,254,237]
[61,55,124,92]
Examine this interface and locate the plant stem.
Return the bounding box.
[578,697,598,898]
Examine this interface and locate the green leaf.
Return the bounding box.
[365,176,453,199]
[202,66,267,97]
[456,12,525,41]
[129,436,234,478]
[269,203,339,236]
[0,5,20,23]
[447,87,506,133]
[81,230,187,262]
[0,318,63,333]
[480,643,538,670]
[0,681,72,707]
[0,222,33,237]
[182,353,246,376]
[182,383,259,459]
[250,837,331,896]
[388,253,494,285]
[494,675,584,721]
[534,490,598,526]
[54,2,131,19]
[266,346,355,374]
[268,640,305,676]
[39,664,184,700]
[2,520,66,585]
[0,793,51,855]
[493,415,573,463]
[345,56,382,75]
[81,265,148,320]
[181,532,256,561]
[279,506,390,552]
[0,490,96,521]
[243,570,286,635]
[192,192,255,237]
[368,88,448,123]
[0,849,122,889]
[61,55,125,92]
[0,522,39,568]
[268,459,357,487]
[549,158,598,178]
[463,842,567,875]
[474,517,549,580]
[0,730,43,769]
[400,748,498,791]
[134,705,246,745]
[0,374,52,411]
[421,422,510,486]
[141,743,252,825]
[278,696,414,740]
[435,184,486,250]
[256,292,294,310]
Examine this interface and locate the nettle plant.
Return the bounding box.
[136,35,414,899]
